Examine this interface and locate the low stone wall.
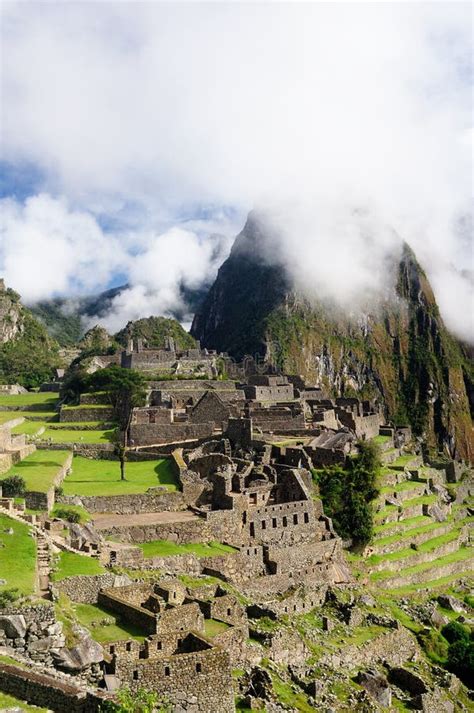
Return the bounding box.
[37,443,115,459]
[129,422,214,446]
[0,664,109,712]
[59,406,114,422]
[368,536,463,573]
[97,590,157,634]
[51,573,130,604]
[97,517,210,544]
[320,627,418,670]
[24,451,73,511]
[380,554,473,589]
[57,491,186,514]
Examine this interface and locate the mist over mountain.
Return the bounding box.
[192,212,474,461]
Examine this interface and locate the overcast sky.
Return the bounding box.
[0,2,472,340]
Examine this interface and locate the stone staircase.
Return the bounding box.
[358,456,473,592]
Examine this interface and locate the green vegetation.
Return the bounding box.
[0,392,59,407]
[115,315,196,350]
[373,515,431,534]
[371,547,473,583]
[2,450,70,493]
[99,685,169,712]
[0,304,61,388]
[51,551,106,580]
[72,602,147,643]
[51,503,91,523]
[0,474,26,497]
[0,514,36,595]
[40,427,115,443]
[204,618,230,637]
[139,540,237,558]
[314,440,380,546]
[63,456,178,495]
[0,691,48,711]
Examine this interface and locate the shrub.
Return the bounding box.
[99,686,169,712]
[447,639,474,685]
[417,628,449,664]
[0,588,20,609]
[441,620,470,645]
[54,486,64,497]
[54,508,81,524]
[1,475,26,498]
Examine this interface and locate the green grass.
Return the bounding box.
[0,691,48,711]
[0,514,36,595]
[0,411,58,423]
[11,421,46,436]
[367,529,463,566]
[391,571,474,595]
[204,618,230,637]
[374,519,453,548]
[73,601,146,643]
[390,454,418,467]
[400,494,438,509]
[271,672,314,713]
[51,550,106,581]
[178,574,222,589]
[2,450,71,493]
[371,547,473,582]
[40,428,115,444]
[62,404,111,411]
[373,515,431,534]
[139,540,237,558]
[0,393,59,407]
[51,503,91,523]
[379,480,425,494]
[373,435,391,444]
[62,456,178,495]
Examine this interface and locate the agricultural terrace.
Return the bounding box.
[2,450,71,493]
[0,393,59,409]
[62,456,178,496]
[0,514,36,595]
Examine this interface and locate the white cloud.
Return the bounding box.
[0,2,472,340]
[0,194,126,302]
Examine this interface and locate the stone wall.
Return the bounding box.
[320,627,418,671]
[52,574,130,604]
[129,422,213,446]
[97,590,157,634]
[0,665,109,713]
[96,516,210,544]
[113,643,234,713]
[24,451,73,511]
[58,490,186,514]
[59,406,114,423]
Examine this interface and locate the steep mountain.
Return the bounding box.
[29,285,128,346]
[115,316,196,350]
[0,280,61,387]
[30,283,208,347]
[192,213,473,461]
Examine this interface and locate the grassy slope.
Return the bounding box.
[51,551,106,580]
[0,393,59,408]
[3,450,71,492]
[0,514,36,594]
[62,456,178,496]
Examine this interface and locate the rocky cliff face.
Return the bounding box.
[192,214,473,461]
[0,280,61,388]
[0,280,24,343]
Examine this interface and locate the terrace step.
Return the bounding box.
[367,531,464,574]
[370,521,455,555]
[372,547,474,590]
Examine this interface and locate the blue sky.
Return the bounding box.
[0,2,472,339]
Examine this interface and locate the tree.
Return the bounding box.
[88,366,146,480]
[314,440,381,547]
[1,474,26,497]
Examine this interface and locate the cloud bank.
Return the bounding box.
[0,2,472,340]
